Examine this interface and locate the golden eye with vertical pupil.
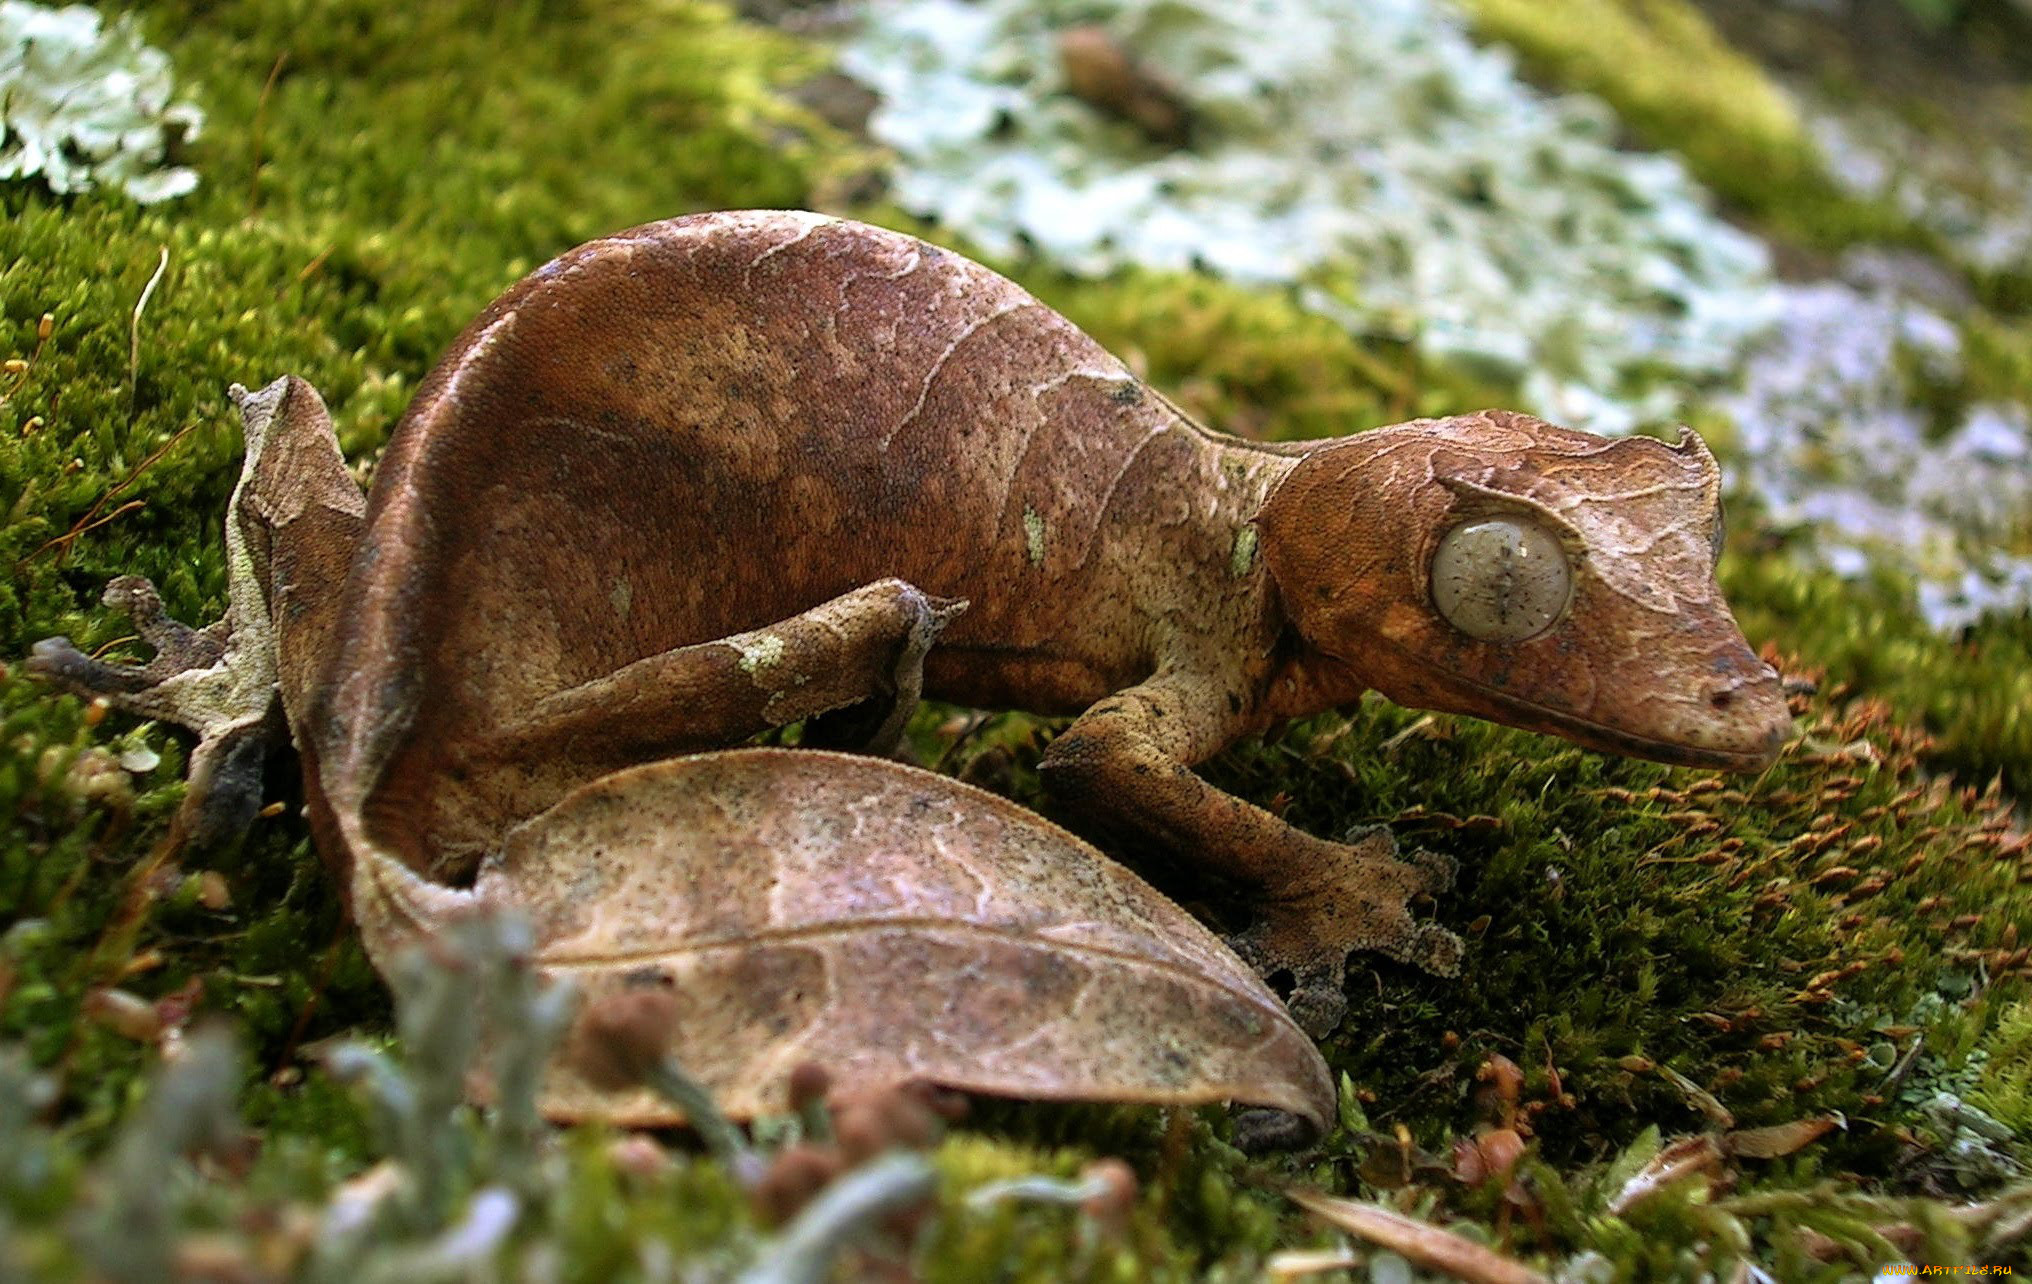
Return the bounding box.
[1430,518,1572,642]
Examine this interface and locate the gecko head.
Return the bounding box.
[1256,410,1790,771]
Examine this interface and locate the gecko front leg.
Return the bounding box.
[1037,670,1460,1036]
[30,575,280,848]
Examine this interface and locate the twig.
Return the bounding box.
[248,51,288,216]
[129,247,169,411]
[1267,1247,1363,1280]
[88,634,140,661]
[293,245,336,290]
[28,501,146,566]
[1286,1186,1549,1284]
[20,419,198,567]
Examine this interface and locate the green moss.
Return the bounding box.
[1460,0,1920,255]
[1962,311,2032,412]
[1969,1001,2032,1136]
[1187,664,2027,1156]
[3,0,830,1134]
[1724,555,2032,798]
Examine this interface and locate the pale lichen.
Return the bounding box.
[0,1,204,203]
[736,632,788,675]
[1720,250,2032,632]
[1022,505,1046,567]
[843,0,1776,435]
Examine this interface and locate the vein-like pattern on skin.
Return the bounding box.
[326,213,1315,876]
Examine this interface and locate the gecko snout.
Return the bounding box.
[1692,660,1790,769]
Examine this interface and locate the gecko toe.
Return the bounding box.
[1228,914,1351,1037]
[27,635,152,696]
[1407,847,1457,895]
[101,574,162,620]
[1340,821,1398,853]
[103,575,226,670]
[924,594,970,636]
[1285,971,1350,1039]
[1394,922,1465,978]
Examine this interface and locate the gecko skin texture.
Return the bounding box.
[30,211,1791,1038]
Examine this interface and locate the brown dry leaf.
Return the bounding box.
[1723,1116,1840,1159]
[1057,26,1192,146]
[1286,1186,1550,1284]
[354,747,1334,1130]
[1607,1135,1724,1216]
[1656,1062,1736,1128]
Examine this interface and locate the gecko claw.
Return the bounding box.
[805,584,968,755]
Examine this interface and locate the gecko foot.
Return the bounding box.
[1229,825,1463,1038]
[28,575,280,849]
[29,576,214,704]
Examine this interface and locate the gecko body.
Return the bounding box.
[31,211,1790,1038]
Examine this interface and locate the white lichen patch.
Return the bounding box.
[1,1,204,203]
[733,632,787,675]
[1720,250,2032,633]
[1023,505,1047,567]
[1807,100,2032,279]
[844,0,1775,435]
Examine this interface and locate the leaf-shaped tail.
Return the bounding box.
[351,746,1334,1132]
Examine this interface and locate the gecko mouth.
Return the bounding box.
[1428,681,1790,773]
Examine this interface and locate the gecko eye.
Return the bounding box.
[1430,517,1572,643]
[1709,495,1727,567]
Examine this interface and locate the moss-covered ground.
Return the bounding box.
[2,0,2029,1278]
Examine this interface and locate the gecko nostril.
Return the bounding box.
[1709,689,1734,711]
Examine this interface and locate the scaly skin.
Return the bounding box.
[30,211,1791,1038]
